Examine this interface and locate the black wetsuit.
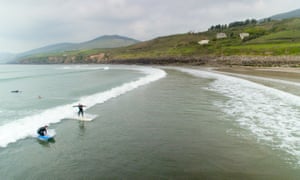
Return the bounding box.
[74,104,85,117]
[78,105,84,117]
[37,127,47,136]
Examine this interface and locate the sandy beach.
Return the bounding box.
[214,66,300,82]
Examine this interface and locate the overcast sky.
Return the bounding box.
[1,0,300,53]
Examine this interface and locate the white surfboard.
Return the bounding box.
[69,113,97,122]
[72,116,93,121]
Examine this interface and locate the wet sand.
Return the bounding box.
[214,66,300,82]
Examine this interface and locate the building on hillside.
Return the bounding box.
[239,33,250,40]
[216,33,227,39]
[198,40,209,45]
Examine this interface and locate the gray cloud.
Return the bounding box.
[0,0,299,52]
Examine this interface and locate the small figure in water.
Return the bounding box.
[37,125,48,136]
[73,103,86,117]
[11,90,21,93]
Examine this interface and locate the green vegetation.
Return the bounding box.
[16,17,300,65]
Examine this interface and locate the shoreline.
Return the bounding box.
[213,66,300,83]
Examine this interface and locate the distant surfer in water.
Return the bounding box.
[11,90,21,93]
[73,103,86,117]
[37,125,48,136]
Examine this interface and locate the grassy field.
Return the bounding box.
[218,41,300,56]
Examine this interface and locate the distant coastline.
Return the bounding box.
[102,55,300,67]
[16,55,300,67]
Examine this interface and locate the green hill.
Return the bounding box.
[15,18,300,66]
[77,35,140,49]
[104,18,300,58]
[270,8,300,20]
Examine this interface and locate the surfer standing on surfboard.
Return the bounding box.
[73,103,86,117]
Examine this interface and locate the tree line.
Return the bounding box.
[209,19,258,31]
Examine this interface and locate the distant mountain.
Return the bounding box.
[19,43,75,57]
[76,35,140,49]
[269,8,300,20]
[18,35,139,57]
[0,52,16,63]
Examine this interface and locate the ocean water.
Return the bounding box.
[0,64,300,179]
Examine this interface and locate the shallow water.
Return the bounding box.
[0,65,300,179]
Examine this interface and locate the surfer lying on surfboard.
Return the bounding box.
[73,103,86,117]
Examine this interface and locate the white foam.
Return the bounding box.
[60,65,110,70]
[46,129,56,137]
[177,67,300,165]
[0,66,166,148]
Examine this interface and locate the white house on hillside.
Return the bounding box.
[198,40,209,45]
[216,33,227,39]
[240,33,250,40]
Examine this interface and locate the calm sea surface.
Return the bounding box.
[0,64,300,179]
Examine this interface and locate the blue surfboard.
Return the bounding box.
[37,129,56,141]
[38,135,54,141]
